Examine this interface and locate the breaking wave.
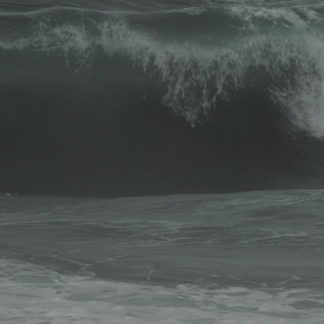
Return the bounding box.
[1,2,324,195]
[1,6,324,134]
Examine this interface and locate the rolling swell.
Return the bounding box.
[1,4,324,196]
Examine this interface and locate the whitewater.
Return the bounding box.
[1,191,324,324]
[1,0,324,323]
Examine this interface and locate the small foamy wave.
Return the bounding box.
[1,258,323,324]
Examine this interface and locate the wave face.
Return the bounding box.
[1,0,324,195]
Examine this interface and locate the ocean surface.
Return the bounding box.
[1,0,324,323]
[1,191,324,323]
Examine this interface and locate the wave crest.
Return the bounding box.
[0,9,324,136]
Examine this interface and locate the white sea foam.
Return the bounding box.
[0,258,323,324]
[0,9,324,135]
[229,6,310,29]
[272,36,324,138]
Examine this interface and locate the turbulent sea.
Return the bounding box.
[1,191,324,323]
[1,0,324,323]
